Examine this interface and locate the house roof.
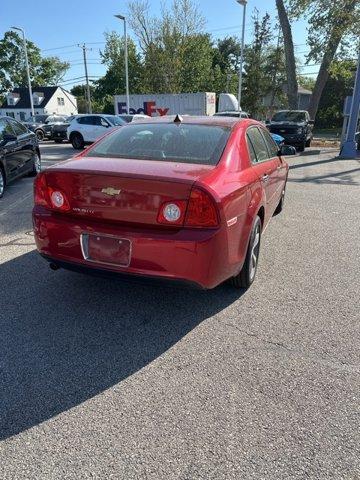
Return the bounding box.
[0,86,58,109]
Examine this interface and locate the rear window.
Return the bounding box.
[86,123,231,165]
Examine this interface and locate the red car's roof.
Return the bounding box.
[133,115,255,128]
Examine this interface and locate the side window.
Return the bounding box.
[259,128,278,158]
[3,119,17,136]
[246,134,257,163]
[247,127,269,162]
[0,119,6,140]
[92,116,102,126]
[9,119,28,136]
[78,116,93,125]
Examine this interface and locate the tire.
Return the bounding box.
[273,187,285,216]
[305,138,311,147]
[0,167,5,198]
[70,132,84,150]
[231,215,262,289]
[28,151,41,177]
[35,129,45,142]
[54,139,63,144]
[297,142,306,152]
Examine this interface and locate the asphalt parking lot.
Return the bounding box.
[0,142,359,479]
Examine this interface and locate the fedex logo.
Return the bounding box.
[118,101,169,117]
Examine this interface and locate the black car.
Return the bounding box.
[51,115,77,143]
[0,116,40,198]
[266,110,314,152]
[23,114,68,142]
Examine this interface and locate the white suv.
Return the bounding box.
[67,114,125,149]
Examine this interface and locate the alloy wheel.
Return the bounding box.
[0,169,4,197]
[34,153,41,173]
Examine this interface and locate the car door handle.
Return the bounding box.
[262,174,269,182]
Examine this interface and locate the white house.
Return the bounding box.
[0,86,78,121]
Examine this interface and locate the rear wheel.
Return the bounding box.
[35,129,45,142]
[231,216,262,289]
[298,142,305,152]
[71,132,84,150]
[0,167,5,198]
[29,151,41,177]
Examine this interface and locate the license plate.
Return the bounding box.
[80,233,131,267]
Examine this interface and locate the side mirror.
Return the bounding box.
[2,133,17,144]
[279,145,296,156]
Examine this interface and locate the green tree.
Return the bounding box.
[0,31,69,95]
[127,0,212,93]
[290,0,359,119]
[316,60,357,129]
[93,31,143,99]
[242,11,286,118]
[275,0,359,119]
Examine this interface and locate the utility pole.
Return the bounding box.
[11,26,35,117]
[78,43,92,114]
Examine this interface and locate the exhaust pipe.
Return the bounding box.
[49,262,60,271]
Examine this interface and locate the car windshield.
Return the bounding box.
[26,115,48,123]
[106,116,126,126]
[272,111,306,122]
[86,123,231,165]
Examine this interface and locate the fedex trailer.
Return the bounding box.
[114,92,217,117]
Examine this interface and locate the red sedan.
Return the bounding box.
[33,116,294,289]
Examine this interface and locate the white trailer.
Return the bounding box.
[114,92,216,117]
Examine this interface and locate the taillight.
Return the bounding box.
[157,200,187,225]
[156,188,219,228]
[185,188,219,228]
[49,188,70,211]
[34,174,70,212]
[34,173,49,207]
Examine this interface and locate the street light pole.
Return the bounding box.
[236,0,247,112]
[11,26,35,117]
[115,14,130,114]
[339,47,360,159]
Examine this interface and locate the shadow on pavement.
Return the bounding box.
[0,251,241,440]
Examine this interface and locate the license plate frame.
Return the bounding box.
[80,233,131,267]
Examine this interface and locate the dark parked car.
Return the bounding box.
[23,114,68,141]
[0,116,40,198]
[356,131,360,150]
[266,110,314,152]
[51,115,77,143]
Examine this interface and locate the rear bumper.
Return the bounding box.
[33,206,234,289]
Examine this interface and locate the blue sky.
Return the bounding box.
[1,0,315,90]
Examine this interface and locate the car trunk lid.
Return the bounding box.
[44,157,215,225]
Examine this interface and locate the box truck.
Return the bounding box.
[114,92,239,117]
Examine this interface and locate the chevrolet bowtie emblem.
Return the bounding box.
[101,187,121,196]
